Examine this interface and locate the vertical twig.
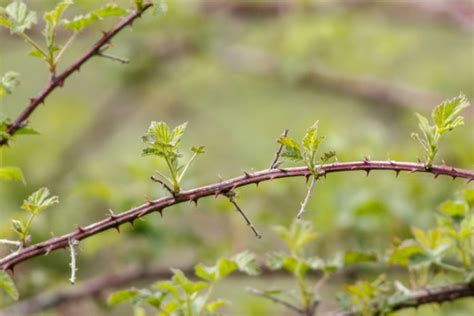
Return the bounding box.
[270,129,289,169]
[224,191,262,239]
[296,176,316,219]
[68,239,79,285]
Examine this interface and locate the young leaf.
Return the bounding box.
[432,94,470,134]
[108,289,140,305]
[233,251,260,276]
[0,166,25,183]
[0,270,19,300]
[62,3,127,31]
[278,136,302,161]
[4,1,37,34]
[44,0,73,48]
[0,71,20,97]
[21,187,59,214]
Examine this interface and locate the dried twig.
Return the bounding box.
[224,191,262,239]
[270,129,289,169]
[68,239,79,285]
[150,175,176,196]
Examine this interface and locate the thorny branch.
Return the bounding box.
[0,160,472,271]
[335,282,474,316]
[0,3,153,146]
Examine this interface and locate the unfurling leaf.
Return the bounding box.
[432,94,470,134]
[21,187,59,214]
[44,0,73,48]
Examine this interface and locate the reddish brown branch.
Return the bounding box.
[0,161,472,271]
[0,3,153,147]
[336,282,474,316]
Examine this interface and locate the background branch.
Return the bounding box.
[0,3,153,146]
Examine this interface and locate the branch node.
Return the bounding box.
[76,225,86,233]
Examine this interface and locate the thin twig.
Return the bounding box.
[247,287,305,314]
[0,3,153,146]
[224,191,262,239]
[150,175,175,196]
[97,51,129,64]
[0,239,22,247]
[269,129,289,169]
[68,239,79,285]
[0,161,472,271]
[296,175,316,219]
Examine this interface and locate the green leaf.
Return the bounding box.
[62,3,127,31]
[0,270,18,300]
[4,1,37,34]
[107,289,140,305]
[44,0,73,48]
[463,189,474,209]
[432,94,470,134]
[233,251,260,275]
[154,0,168,15]
[21,187,59,214]
[191,146,205,154]
[343,251,377,265]
[206,299,228,312]
[387,241,429,267]
[302,120,324,154]
[0,71,20,97]
[171,269,208,295]
[273,219,318,255]
[278,136,302,161]
[0,16,11,28]
[11,219,25,236]
[439,200,467,223]
[0,166,25,183]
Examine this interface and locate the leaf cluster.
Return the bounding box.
[108,251,259,316]
[142,121,205,192]
[278,121,335,175]
[412,94,470,167]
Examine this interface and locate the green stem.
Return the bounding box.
[21,213,36,244]
[178,153,198,183]
[198,282,215,316]
[19,33,48,58]
[436,261,464,273]
[54,32,78,65]
[164,156,179,192]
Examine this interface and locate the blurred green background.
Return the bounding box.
[1,0,473,315]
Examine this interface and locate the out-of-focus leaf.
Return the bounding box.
[0,166,25,183]
[4,1,37,34]
[0,71,20,96]
[107,289,140,305]
[343,251,377,265]
[0,271,19,300]
[62,3,127,31]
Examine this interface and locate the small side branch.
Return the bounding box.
[224,191,262,239]
[150,176,175,197]
[68,239,79,285]
[247,287,305,314]
[269,129,289,169]
[0,239,22,248]
[296,176,316,219]
[97,51,129,64]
